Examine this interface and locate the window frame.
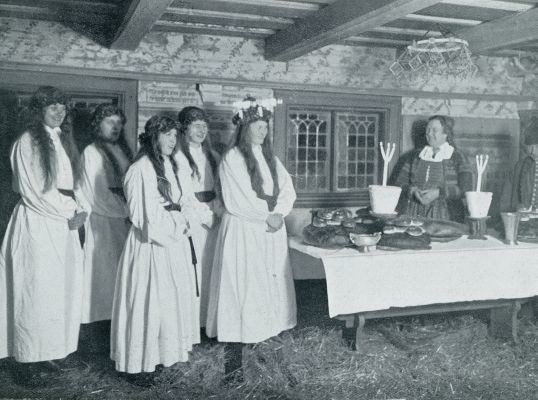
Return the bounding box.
[273,90,401,208]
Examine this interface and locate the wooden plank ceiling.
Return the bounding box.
[0,0,537,59]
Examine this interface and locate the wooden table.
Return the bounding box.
[289,235,538,348]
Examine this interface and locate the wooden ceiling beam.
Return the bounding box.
[169,0,319,19]
[415,3,514,21]
[0,4,118,21]
[0,2,120,46]
[153,20,274,38]
[0,1,119,17]
[458,6,538,54]
[264,0,442,61]
[0,0,119,11]
[163,7,293,30]
[110,0,175,50]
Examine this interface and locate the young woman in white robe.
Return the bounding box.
[205,99,297,382]
[80,104,132,325]
[111,116,212,383]
[0,86,87,383]
[174,106,223,330]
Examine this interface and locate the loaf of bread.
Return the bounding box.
[421,219,468,238]
[378,232,431,250]
[303,224,351,248]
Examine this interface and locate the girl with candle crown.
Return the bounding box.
[206,96,297,385]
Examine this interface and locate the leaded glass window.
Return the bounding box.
[274,90,401,207]
[287,110,331,192]
[335,112,379,191]
[286,108,382,194]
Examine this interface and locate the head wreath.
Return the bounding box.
[231,96,282,126]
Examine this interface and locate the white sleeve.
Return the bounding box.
[11,133,77,220]
[79,146,128,218]
[273,157,297,217]
[124,159,188,247]
[177,163,214,228]
[220,150,271,222]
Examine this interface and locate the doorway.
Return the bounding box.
[0,69,137,242]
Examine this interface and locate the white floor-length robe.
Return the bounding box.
[174,146,222,327]
[206,146,297,343]
[80,143,130,323]
[111,155,207,373]
[0,127,84,362]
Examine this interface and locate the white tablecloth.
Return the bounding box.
[288,236,538,317]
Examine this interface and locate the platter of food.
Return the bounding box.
[304,208,470,250]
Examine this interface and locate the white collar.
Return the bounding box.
[189,144,204,155]
[44,124,62,140]
[418,142,454,162]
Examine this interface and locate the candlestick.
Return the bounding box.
[379,142,396,187]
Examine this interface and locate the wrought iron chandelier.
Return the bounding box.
[389,37,478,83]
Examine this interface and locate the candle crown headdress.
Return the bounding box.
[231,96,282,126]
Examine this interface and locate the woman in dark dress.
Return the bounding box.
[394,115,473,222]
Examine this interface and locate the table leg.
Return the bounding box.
[511,301,522,344]
[341,315,357,350]
[489,301,522,343]
[355,314,366,350]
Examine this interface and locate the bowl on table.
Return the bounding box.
[349,231,382,253]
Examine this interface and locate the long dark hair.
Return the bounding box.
[90,103,133,180]
[134,115,179,203]
[25,86,81,191]
[177,106,217,180]
[233,119,280,210]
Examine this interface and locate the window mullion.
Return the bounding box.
[329,110,332,193]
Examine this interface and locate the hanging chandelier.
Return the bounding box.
[389,37,478,83]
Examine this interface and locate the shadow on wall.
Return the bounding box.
[0,89,23,242]
[411,119,428,150]
[389,119,427,186]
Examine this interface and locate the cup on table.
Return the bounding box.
[501,212,519,245]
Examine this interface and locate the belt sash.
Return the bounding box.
[164,202,200,297]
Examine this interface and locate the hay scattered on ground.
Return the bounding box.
[3,303,538,399]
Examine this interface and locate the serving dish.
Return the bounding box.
[349,231,382,252]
